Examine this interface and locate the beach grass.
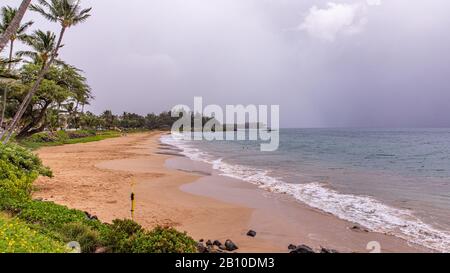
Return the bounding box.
[18,130,122,150]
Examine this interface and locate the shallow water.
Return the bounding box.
[161,128,450,252]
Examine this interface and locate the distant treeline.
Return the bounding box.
[78,110,217,131]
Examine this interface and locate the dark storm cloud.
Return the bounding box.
[3,0,450,127]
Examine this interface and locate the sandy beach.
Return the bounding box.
[34,132,429,253]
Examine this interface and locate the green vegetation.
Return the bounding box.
[102,219,197,254]
[0,142,198,253]
[0,213,66,253]
[18,130,120,149]
[0,143,51,209]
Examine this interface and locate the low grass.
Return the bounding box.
[18,130,121,150]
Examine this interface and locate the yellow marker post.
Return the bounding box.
[130,180,135,220]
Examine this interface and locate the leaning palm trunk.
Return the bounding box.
[1,26,66,144]
[0,86,7,129]
[8,40,14,71]
[0,0,31,53]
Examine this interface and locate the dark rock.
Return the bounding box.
[206,245,217,253]
[290,244,315,254]
[84,211,98,221]
[246,230,257,237]
[320,247,339,253]
[197,242,207,253]
[94,247,108,254]
[350,225,369,233]
[206,240,213,246]
[225,239,238,251]
[213,240,222,247]
[288,244,297,250]
[199,239,204,243]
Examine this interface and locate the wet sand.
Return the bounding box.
[34,131,429,253]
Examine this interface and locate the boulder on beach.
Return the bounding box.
[290,244,315,254]
[320,247,339,253]
[350,225,369,233]
[288,244,297,250]
[197,242,207,253]
[213,240,222,247]
[225,240,239,251]
[247,230,257,237]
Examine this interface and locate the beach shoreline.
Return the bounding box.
[34,131,429,253]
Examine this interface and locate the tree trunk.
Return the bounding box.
[16,101,50,139]
[8,40,14,71]
[0,87,6,129]
[0,0,31,53]
[1,26,67,144]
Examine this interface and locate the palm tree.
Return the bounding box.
[17,30,57,68]
[0,0,32,53]
[1,0,91,143]
[0,6,34,70]
[0,6,32,132]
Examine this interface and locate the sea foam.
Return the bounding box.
[160,134,450,252]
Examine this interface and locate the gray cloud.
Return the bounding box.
[3,0,450,127]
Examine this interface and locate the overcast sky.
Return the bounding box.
[4,0,450,128]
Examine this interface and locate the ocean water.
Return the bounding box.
[161,129,450,252]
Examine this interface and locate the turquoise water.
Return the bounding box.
[162,129,450,252]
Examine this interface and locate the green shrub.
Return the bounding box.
[102,221,197,253]
[101,219,143,253]
[66,130,96,139]
[130,226,197,253]
[16,200,89,228]
[60,223,101,253]
[26,132,58,143]
[0,215,66,253]
[0,144,52,209]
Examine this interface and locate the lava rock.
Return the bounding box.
[288,244,297,250]
[350,225,369,233]
[84,211,98,221]
[213,240,222,247]
[199,239,204,243]
[225,240,239,251]
[247,230,257,237]
[197,242,207,253]
[206,240,213,246]
[290,244,315,254]
[320,247,339,254]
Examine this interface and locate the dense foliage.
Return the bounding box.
[0,214,66,253]
[0,143,51,208]
[102,219,197,254]
[0,143,198,253]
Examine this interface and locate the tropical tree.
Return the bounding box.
[1,62,91,138]
[1,0,91,143]
[0,0,31,53]
[17,30,57,68]
[100,110,117,130]
[0,6,34,70]
[0,6,33,132]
